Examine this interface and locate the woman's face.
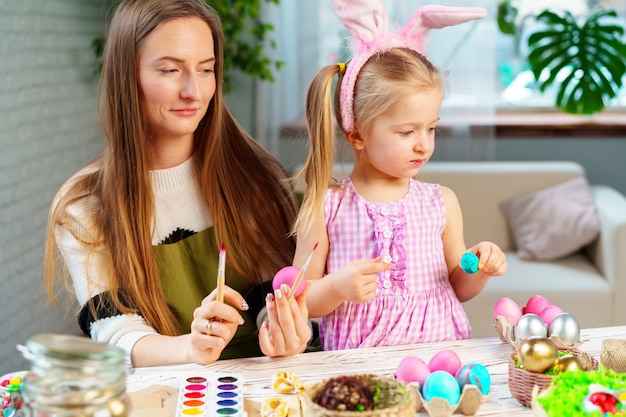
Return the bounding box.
[137,17,216,153]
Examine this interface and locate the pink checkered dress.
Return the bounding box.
[320,177,472,350]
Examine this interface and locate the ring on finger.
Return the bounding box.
[205,319,214,336]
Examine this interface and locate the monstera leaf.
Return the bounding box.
[527,8,626,115]
[497,0,518,36]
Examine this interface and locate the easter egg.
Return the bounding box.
[422,371,461,405]
[514,313,548,341]
[525,295,550,316]
[549,313,580,346]
[396,356,431,386]
[272,266,306,297]
[539,305,564,326]
[493,297,523,325]
[427,350,462,376]
[583,390,622,414]
[518,337,558,373]
[454,363,491,395]
[459,252,479,274]
[556,356,583,373]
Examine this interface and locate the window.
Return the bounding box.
[270,0,624,168]
[311,0,626,111]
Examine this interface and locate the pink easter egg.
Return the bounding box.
[525,295,551,316]
[396,356,431,386]
[272,266,306,297]
[493,297,523,325]
[427,349,462,376]
[539,304,564,326]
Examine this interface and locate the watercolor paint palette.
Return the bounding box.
[175,373,247,416]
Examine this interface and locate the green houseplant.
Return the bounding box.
[497,1,626,115]
[92,0,283,91]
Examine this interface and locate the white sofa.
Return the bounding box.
[293,161,626,338]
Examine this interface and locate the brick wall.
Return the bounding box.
[0,0,107,374]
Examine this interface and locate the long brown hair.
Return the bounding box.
[44,0,297,336]
[293,48,442,235]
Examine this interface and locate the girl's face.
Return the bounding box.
[138,17,216,153]
[356,88,442,180]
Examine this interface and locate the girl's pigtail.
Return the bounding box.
[291,64,343,236]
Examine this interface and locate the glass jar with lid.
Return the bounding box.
[17,333,130,417]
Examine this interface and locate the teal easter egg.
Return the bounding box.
[421,371,461,405]
[454,363,491,395]
[460,252,479,274]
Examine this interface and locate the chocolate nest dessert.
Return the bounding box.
[314,376,376,411]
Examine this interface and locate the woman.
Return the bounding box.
[44,0,310,367]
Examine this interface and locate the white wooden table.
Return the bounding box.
[127,326,626,416]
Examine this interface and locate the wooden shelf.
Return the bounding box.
[281,109,626,139]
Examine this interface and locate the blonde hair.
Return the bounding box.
[44,0,297,336]
[293,48,442,235]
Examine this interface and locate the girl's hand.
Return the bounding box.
[468,241,507,277]
[332,257,391,303]
[259,283,311,357]
[188,286,247,364]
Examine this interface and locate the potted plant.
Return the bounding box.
[497,1,626,115]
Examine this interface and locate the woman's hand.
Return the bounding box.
[258,283,311,357]
[188,285,247,364]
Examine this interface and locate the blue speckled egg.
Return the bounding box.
[421,370,461,405]
[460,252,479,274]
[454,363,491,395]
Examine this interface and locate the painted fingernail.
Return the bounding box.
[240,300,249,310]
[238,316,245,325]
[266,293,274,303]
[274,288,283,299]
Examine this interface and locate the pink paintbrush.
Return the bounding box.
[287,242,318,299]
[217,242,226,303]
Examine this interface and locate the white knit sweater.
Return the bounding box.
[55,158,212,364]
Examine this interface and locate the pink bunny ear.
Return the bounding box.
[400,5,488,52]
[411,5,487,30]
[332,0,388,46]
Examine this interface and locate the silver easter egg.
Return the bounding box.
[514,313,548,341]
[549,313,580,346]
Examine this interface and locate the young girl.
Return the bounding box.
[293,0,507,351]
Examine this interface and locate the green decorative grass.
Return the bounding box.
[536,366,626,416]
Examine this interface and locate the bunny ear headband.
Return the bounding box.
[333,0,487,132]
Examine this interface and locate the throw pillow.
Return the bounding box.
[499,176,600,261]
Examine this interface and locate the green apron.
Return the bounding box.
[153,228,263,359]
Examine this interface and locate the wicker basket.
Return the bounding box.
[508,348,598,407]
[301,374,418,417]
